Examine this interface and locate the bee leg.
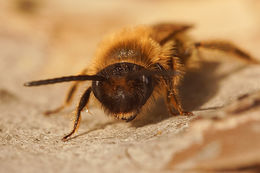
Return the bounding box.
[166,90,193,116]
[62,87,92,141]
[154,63,193,116]
[194,41,259,64]
[44,69,88,116]
[44,82,80,115]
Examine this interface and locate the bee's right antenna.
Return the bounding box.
[24,75,105,87]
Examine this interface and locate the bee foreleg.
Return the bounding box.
[166,89,193,116]
[62,87,92,141]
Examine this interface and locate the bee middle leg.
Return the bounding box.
[44,69,88,116]
[44,81,81,115]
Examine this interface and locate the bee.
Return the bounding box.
[24,23,258,140]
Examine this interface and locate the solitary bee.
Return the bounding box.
[25,23,258,140]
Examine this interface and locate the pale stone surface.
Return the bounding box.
[0,0,260,172]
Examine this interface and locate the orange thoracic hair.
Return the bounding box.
[90,26,183,75]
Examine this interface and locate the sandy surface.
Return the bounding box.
[1,0,260,172]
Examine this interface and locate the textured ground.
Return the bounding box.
[1,0,260,172]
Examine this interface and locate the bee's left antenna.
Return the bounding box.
[24,75,105,87]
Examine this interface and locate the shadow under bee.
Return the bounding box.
[131,61,246,128]
[180,61,222,112]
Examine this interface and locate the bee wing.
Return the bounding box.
[151,23,193,45]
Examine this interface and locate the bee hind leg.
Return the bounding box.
[194,41,259,64]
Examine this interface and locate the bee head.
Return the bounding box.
[92,62,156,115]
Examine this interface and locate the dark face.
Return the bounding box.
[92,63,156,114]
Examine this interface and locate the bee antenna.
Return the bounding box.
[24,75,105,87]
